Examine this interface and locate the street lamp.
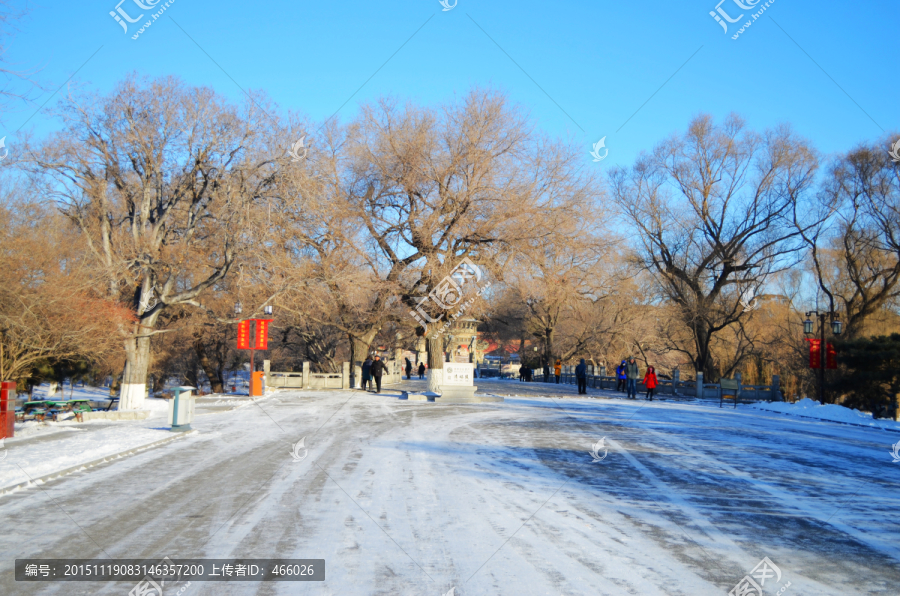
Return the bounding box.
[264,304,273,317]
[804,310,842,404]
[234,302,243,316]
[803,318,814,334]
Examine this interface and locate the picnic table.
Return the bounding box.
[66,399,95,421]
[16,399,100,422]
[19,401,51,422]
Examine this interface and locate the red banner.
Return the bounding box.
[254,319,272,350]
[807,338,821,369]
[237,320,251,350]
[807,339,837,369]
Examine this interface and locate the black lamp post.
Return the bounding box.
[803,310,843,404]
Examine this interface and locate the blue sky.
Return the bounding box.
[2,0,897,168]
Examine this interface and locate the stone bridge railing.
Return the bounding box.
[264,360,403,391]
[532,366,782,402]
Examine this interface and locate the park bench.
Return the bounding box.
[67,399,95,422]
[719,378,740,408]
[20,401,49,421]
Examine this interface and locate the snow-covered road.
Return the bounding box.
[2,384,899,595]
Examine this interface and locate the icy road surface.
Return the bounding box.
[1,385,899,595]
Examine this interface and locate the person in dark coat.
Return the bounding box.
[616,360,627,392]
[370,355,387,393]
[405,358,413,380]
[643,366,658,401]
[418,362,426,379]
[625,357,639,399]
[361,357,373,391]
[575,358,587,394]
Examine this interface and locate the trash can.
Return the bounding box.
[0,381,15,439]
[251,372,265,397]
[167,386,197,432]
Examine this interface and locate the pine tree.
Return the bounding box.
[833,334,900,416]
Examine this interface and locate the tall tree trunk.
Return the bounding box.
[121,334,151,410]
[349,329,378,388]
[427,335,444,393]
[195,338,225,393]
[544,326,555,369]
[694,324,717,380]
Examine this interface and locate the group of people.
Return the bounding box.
[404,358,426,380]
[615,357,658,401]
[359,355,389,392]
[368,354,658,400]
[362,356,432,391]
[521,356,659,400]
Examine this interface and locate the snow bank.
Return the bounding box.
[0,424,175,492]
[751,397,900,431]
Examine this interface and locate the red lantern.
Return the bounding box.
[237,320,251,350]
[807,338,821,369]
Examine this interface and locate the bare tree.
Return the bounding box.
[805,135,900,338]
[505,224,616,366]
[0,2,43,118]
[0,195,128,381]
[344,89,598,391]
[611,114,822,378]
[31,75,282,408]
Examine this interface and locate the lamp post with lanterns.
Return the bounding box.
[234,302,274,376]
[803,310,842,405]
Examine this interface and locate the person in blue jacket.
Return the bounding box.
[616,360,627,392]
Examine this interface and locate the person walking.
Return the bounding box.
[616,360,627,392]
[405,358,413,380]
[625,357,639,399]
[575,358,588,394]
[417,362,426,379]
[554,359,562,384]
[361,357,373,391]
[370,355,387,393]
[643,366,658,401]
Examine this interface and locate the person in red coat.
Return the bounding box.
[643,366,658,401]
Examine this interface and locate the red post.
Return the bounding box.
[1,381,16,439]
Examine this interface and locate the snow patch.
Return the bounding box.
[751,397,900,431]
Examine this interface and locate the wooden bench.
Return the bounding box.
[719,378,740,408]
